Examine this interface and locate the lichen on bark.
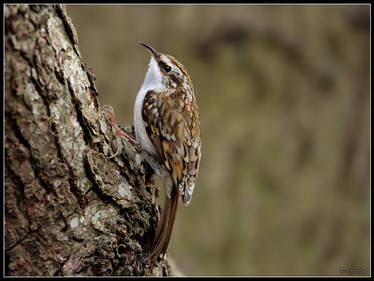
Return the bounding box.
[5,4,174,276]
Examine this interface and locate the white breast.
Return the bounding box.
[134,56,165,158]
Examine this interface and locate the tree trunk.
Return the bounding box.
[5,4,174,276]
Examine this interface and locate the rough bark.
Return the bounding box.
[4,4,174,276]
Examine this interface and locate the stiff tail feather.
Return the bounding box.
[148,188,179,262]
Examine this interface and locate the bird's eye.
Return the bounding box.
[163,65,172,72]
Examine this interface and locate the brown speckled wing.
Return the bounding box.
[142,89,201,205]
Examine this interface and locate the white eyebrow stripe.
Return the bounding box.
[161,55,172,66]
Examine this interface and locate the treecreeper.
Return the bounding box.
[109,43,202,264]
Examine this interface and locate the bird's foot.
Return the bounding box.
[102,105,139,158]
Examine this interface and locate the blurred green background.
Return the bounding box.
[66,4,370,276]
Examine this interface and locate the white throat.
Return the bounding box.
[141,56,163,90]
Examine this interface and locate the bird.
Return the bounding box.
[108,43,201,263]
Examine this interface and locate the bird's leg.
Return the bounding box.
[111,121,138,145]
[101,105,139,158]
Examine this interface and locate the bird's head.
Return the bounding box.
[140,42,191,90]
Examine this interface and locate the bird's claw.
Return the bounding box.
[108,135,123,159]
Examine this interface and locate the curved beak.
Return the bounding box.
[139,42,159,58]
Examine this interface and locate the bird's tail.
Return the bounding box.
[148,187,179,263]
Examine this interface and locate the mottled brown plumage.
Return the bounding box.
[142,87,201,204]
